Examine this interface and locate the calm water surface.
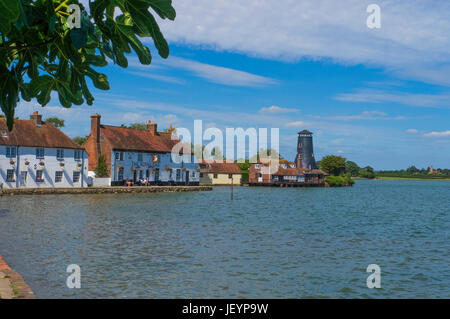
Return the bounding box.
[0,180,448,298]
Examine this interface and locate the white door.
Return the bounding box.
[20,171,27,187]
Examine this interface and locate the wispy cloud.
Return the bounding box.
[127,71,186,85]
[163,56,278,87]
[285,121,306,128]
[334,90,450,108]
[424,130,450,138]
[326,110,406,121]
[259,105,299,114]
[406,129,419,134]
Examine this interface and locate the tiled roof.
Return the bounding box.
[273,167,305,176]
[199,161,242,174]
[0,118,83,149]
[100,125,182,153]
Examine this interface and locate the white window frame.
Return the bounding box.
[6,169,15,182]
[36,148,45,159]
[6,146,16,158]
[55,171,63,183]
[74,150,82,161]
[57,149,64,161]
[73,171,81,183]
[36,170,44,182]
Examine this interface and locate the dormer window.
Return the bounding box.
[255,164,260,169]
[281,164,287,169]
[1,131,7,138]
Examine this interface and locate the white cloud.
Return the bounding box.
[334,90,450,108]
[127,71,186,84]
[326,111,405,121]
[406,129,418,134]
[423,130,450,138]
[158,0,450,86]
[285,121,306,128]
[259,105,299,114]
[162,56,278,87]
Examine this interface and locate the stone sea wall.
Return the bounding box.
[0,254,35,299]
[0,185,213,196]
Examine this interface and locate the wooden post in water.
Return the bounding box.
[231,178,234,200]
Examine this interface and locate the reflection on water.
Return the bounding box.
[0,180,449,298]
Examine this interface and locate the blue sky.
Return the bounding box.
[16,0,450,170]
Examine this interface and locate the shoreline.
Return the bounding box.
[375,177,450,181]
[0,185,212,196]
[0,254,35,299]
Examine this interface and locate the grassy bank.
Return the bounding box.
[375,176,450,181]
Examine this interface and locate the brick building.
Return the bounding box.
[84,114,200,186]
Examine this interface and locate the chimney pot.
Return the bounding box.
[147,120,157,135]
[30,112,42,125]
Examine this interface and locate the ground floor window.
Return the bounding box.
[228,174,233,179]
[6,169,15,182]
[73,171,81,183]
[139,170,143,180]
[176,169,181,181]
[36,170,44,182]
[200,173,204,178]
[146,169,150,179]
[154,168,160,181]
[55,171,63,183]
[118,167,124,181]
[213,173,218,179]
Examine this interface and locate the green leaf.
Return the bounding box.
[71,28,88,50]
[115,15,152,64]
[85,67,110,90]
[0,68,19,131]
[30,75,55,106]
[148,0,176,20]
[123,1,170,58]
[0,0,20,34]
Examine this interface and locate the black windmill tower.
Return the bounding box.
[295,130,318,169]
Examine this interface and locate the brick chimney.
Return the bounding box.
[91,114,101,142]
[30,111,42,125]
[147,120,157,135]
[90,114,102,170]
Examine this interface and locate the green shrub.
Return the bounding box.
[95,155,108,178]
[325,175,354,186]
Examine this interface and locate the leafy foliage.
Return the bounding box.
[72,135,87,145]
[45,116,65,128]
[0,0,176,130]
[120,122,148,130]
[95,154,108,177]
[345,160,360,177]
[325,175,354,187]
[319,155,347,176]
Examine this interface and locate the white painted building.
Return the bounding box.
[0,112,88,189]
[85,114,200,186]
